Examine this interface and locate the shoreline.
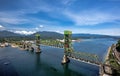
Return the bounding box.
[105,46,111,62]
[100,45,113,76]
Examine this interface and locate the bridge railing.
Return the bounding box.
[41,40,64,48]
[66,51,101,65]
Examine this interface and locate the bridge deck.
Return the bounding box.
[35,44,101,66]
[30,43,101,66]
[66,51,101,65]
[68,56,100,66]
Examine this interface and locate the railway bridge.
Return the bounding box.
[19,30,118,76]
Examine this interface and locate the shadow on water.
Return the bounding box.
[63,64,71,76]
[35,53,41,70]
[0,46,100,76]
[34,53,63,76]
[62,63,84,76]
[33,47,85,76]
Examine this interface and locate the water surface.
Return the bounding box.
[0,38,117,76]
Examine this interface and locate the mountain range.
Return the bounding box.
[0,30,21,37]
[0,30,120,40]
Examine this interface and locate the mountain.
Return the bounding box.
[72,33,113,39]
[0,31,63,39]
[0,30,21,37]
[32,31,120,39]
[0,30,119,40]
[32,31,63,39]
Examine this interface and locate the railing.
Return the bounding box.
[66,51,101,65]
[41,40,64,48]
[15,41,101,65]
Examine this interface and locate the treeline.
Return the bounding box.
[0,36,35,43]
[116,40,120,52]
[0,31,120,43]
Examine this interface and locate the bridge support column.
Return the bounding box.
[28,43,34,52]
[23,44,25,49]
[62,30,72,64]
[29,47,34,52]
[62,55,70,64]
[99,64,104,76]
[35,34,41,53]
[26,44,29,51]
[36,45,41,53]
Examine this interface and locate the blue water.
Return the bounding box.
[0,38,117,76]
[73,38,117,61]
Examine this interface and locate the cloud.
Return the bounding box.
[35,27,39,30]
[89,28,120,36]
[0,17,28,24]
[39,25,44,28]
[68,28,120,36]
[65,11,120,25]
[0,24,5,30]
[0,25,3,28]
[61,0,76,6]
[55,31,63,33]
[0,0,58,25]
[14,30,36,35]
[47,25,120,36]
[0,0,119,36]
[34,25,44,31]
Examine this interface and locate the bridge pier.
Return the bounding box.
[36,45,41,53]
[29,47,34,52]
[26,44,29,51]
[35,34,41,53]
[61,30,72,64]
[23,43,26,49]
[62,55,70,64]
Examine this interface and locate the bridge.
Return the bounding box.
[18,30,101,66]
[16,30,119,76]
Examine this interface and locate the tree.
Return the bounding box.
[116,40,120,52]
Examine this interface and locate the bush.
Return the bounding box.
[116,40,120,52]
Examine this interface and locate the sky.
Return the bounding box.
[0,0,120,35]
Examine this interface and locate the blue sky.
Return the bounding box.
[0,0,120,35]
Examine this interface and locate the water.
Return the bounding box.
[73,38,117,61]
[0,38,117,76]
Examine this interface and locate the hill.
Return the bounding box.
[0,30,21,37]
[72,33,113,39]
[32,31,63,39]
[0,30,119,40]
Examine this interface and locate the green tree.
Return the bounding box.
[116,40,120,52]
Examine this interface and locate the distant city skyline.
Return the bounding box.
[0,0,120,36]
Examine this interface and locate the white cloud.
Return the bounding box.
[89,28,120,36]
[0,25,3,28]
[55,31,63,33]
[39,25,44,28]
[62,0,76,6]
[0,17,28,24]
[47,25,120,36]
[35,27,39,30]
[14,30,36,35]
[65,11,120,25]
[0,25,5,30]
[34,25,44,31]
[68,28,120,36]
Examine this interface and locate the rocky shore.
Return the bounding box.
[105,46,111,62]
[100,46,113,76]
